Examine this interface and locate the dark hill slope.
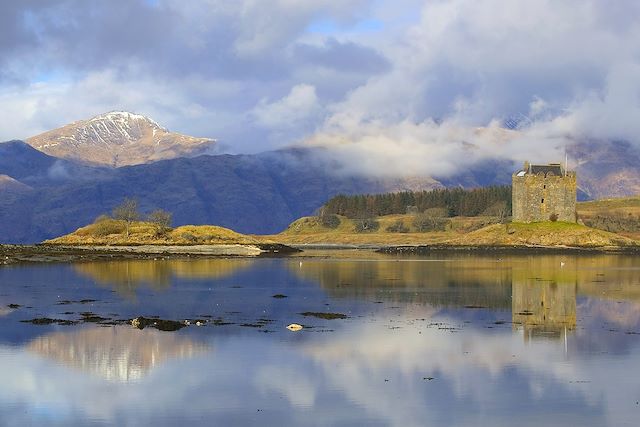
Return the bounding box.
[0,145,439,243]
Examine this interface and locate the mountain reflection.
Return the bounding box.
[74,259,253,298]
[26,326,209,382]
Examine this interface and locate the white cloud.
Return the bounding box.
[303,0,640,177]
[253,84,320,129]
[2,0,640,177]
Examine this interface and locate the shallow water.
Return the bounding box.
[1,251,639,426]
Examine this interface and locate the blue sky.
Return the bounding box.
[1,0,639,176]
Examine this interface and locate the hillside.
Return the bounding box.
[0,143,440,243]
[276,214,492,245]
[274,212,639,249]
[577,196,640,240]
[26,111,217,167]
[445,222,638,248]
[578,196,640,216]
[571,140,640,199]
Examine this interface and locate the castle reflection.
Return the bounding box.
[512,279,576,340]
[289,252,640,340]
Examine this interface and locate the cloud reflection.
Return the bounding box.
[26,326,209,382]
[0,303,636,426]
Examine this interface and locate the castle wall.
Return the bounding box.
[512,172,576,222]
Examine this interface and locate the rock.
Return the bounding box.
[299,312,348,320]
[130,316,186,331]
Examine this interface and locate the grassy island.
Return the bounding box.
[45,217,261,246]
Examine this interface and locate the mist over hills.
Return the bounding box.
[1,110,640,244]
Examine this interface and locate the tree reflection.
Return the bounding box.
[74,259,253,299]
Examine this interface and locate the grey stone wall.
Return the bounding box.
[512,172,576,222]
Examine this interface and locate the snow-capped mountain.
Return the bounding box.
[26,111,217,167]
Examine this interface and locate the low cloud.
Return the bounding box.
[301,0,640,178]
[47,160,71,180]
[253,84,321,129]
[1,0,640,177]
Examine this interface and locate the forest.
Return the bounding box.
[321,186,512,218]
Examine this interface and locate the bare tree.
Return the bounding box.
[112,198,140,239]
[148,209,173,236]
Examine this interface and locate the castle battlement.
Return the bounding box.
[512,161,577,223]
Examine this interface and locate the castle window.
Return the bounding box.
[543,185,546,189]
[541,198,544,204]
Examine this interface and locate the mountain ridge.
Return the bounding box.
[26,111,217,167]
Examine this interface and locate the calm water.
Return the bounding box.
[1,251,639,426]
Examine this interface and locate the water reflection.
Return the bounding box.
[75,259,253,298]
[512,279,576,340]
[289,254,640,340]
[511,261,579,339]
[0,253,639,426]
[288,255,513,308]
[26,327,209,382]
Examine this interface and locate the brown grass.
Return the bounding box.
[46,220,263,246]
[269,212,640,248]
[577,196,640,240]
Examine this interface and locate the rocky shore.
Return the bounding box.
[377,244,640,255]
[0,243,300,266]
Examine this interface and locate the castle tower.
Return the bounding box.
[512,162,576,223]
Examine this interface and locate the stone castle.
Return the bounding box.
[512,161,577,223]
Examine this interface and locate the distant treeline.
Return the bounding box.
[321,186,512,218]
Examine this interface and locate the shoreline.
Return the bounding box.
[1,242,638,266]
[375,244,640,255]
[0,243,300,266]
[288,243,640,255]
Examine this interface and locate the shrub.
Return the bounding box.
[482,201,509,222]
[320,214,341,229]
[423,207,448,218]
[549,213,559,222]
[112,198,140,238]
[147,209,173,236]
[406,205,419,214]
[386,219,409,233]
[583,211,640,233]
[413,214,449,232]
[354,218,380,233]
[92,218,125,236]
[180,232,198,242]
[94,214,111,223]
